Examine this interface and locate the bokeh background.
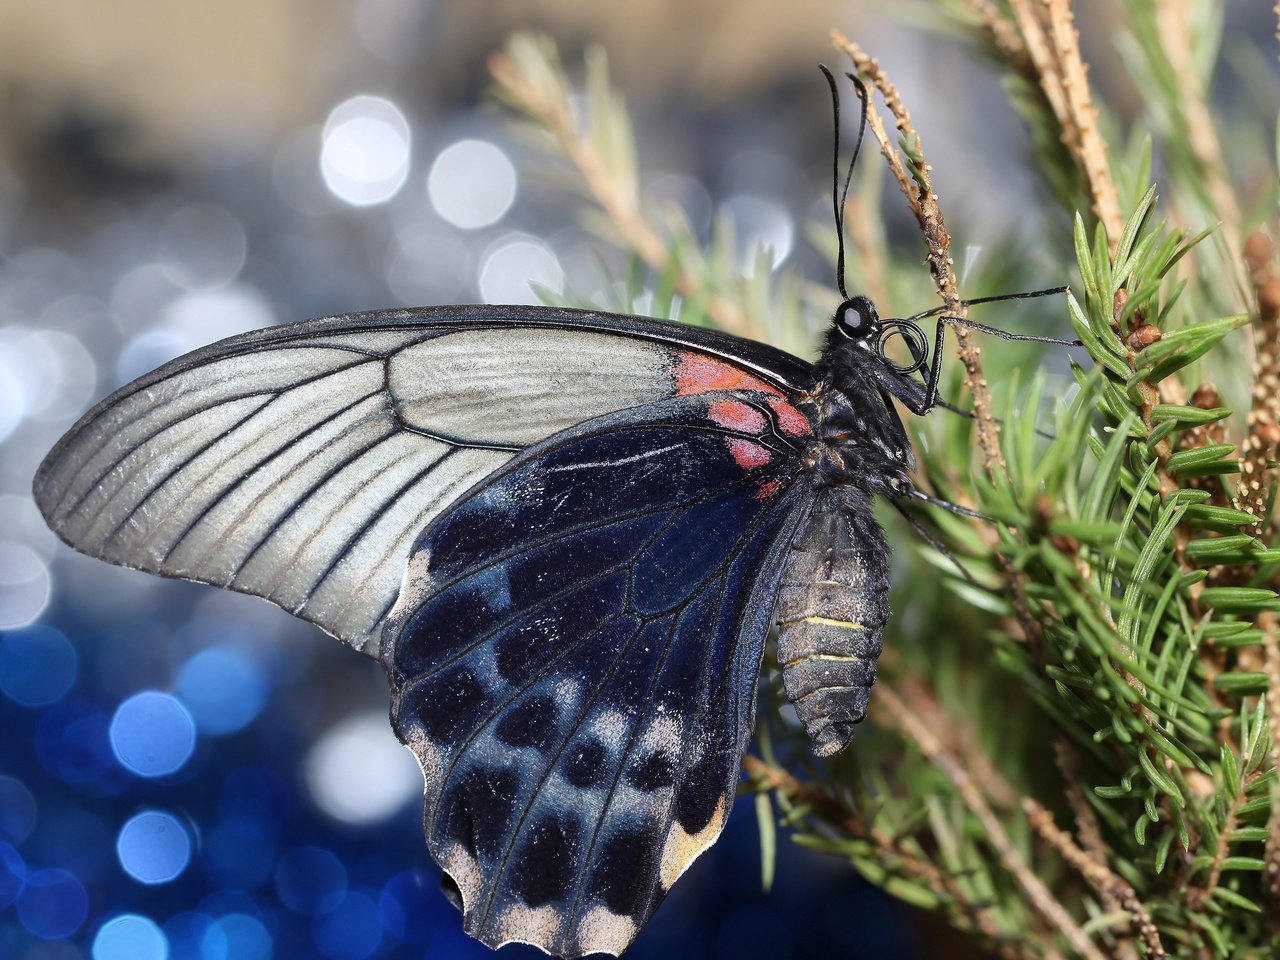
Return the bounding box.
[0,2,1271,959]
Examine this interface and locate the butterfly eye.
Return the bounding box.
[835,296,879,341]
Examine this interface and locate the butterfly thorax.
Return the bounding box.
[795,368,914,499]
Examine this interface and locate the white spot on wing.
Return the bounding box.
[553,676,582,710]
[577,905,638,957]
[587,708,631,754]
[443,843,483,913]
[639,714,681,753]
[659,797,727,889]
[384,545,434,639]
[493,903,564,952]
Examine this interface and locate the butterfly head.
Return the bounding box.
[834,295,879,345]
[830,296,929,379]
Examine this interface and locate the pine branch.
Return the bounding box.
[1236,232,1280,532]
[487,13,1280,955]
[830,28,1006,476]
[1263,611,1280,918]
[875,683,1110,960]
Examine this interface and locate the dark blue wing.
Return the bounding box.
[381,391,813,957]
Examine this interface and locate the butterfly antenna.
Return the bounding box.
[819,65,870,300]
[890,500,988,592]
[907,489,992,521]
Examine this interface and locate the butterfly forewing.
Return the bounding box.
[382,392,814,957]
[32,305,809,657]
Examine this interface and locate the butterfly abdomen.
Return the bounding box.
[775,493,889,757]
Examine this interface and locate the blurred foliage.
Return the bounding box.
[490,2,1280,956]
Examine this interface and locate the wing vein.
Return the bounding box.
[155,387,387,565]
[639,487,808,927]
[397,524,668,700]
[329,458,506,635]
[556,611,683,933]
[224,427,399,584]
[414,467,764,608]
[58,353,376,520]
[100,393,281,547]
[294,447,459,613]
[421,609,633,844]
[472,613,654,934]
[565,484,795,931]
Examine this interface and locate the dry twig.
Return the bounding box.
[962,0,1030,70]
[1023,799,1167,959]
[743,755,1033,960]
[1004,0,1123,248]
[1235,232,1280,532]
[1154,1,1248,308]
[829,28,1005,476]
[1052,742,1140,960]
[1262,612,1280,916]
[873,683,1108,960]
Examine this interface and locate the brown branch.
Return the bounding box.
[1235,232,1280,533]
[828,30,1081,682]
[897,675,1020,810]
[1051,742,1141,960]
[1154,1,1247,307]
[1262,612,1280,919]
[1023,799,1167,959]
[742,755,1032,960]
[961,0,1030,70]
[1006,0,1070,124]
[744,754,855,828]
[488,46,759,341]
[829,28,1004,476]
[825,30,1068,689]
[873,683,1108,960]
[1005,0,1123,250]
[1044,0,1123,246]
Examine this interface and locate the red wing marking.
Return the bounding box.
[674,351,784,398]
[767,396,811,437]
[707,398,768,434]
[726,439,773,470]
[754,478,783,500]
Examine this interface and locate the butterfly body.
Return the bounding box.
[34,301,926,958]
[776,487,890,757]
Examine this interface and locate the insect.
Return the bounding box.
[33,69,1071,957]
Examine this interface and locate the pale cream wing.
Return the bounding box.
[34,306,691,656]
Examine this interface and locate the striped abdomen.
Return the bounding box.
[775,494,890,757]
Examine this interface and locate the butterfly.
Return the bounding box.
[32,70,1070,957]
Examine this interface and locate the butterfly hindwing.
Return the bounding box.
[31,305,810,656]
[382,391,815,957]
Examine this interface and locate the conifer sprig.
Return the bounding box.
[489,7,1279,953]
